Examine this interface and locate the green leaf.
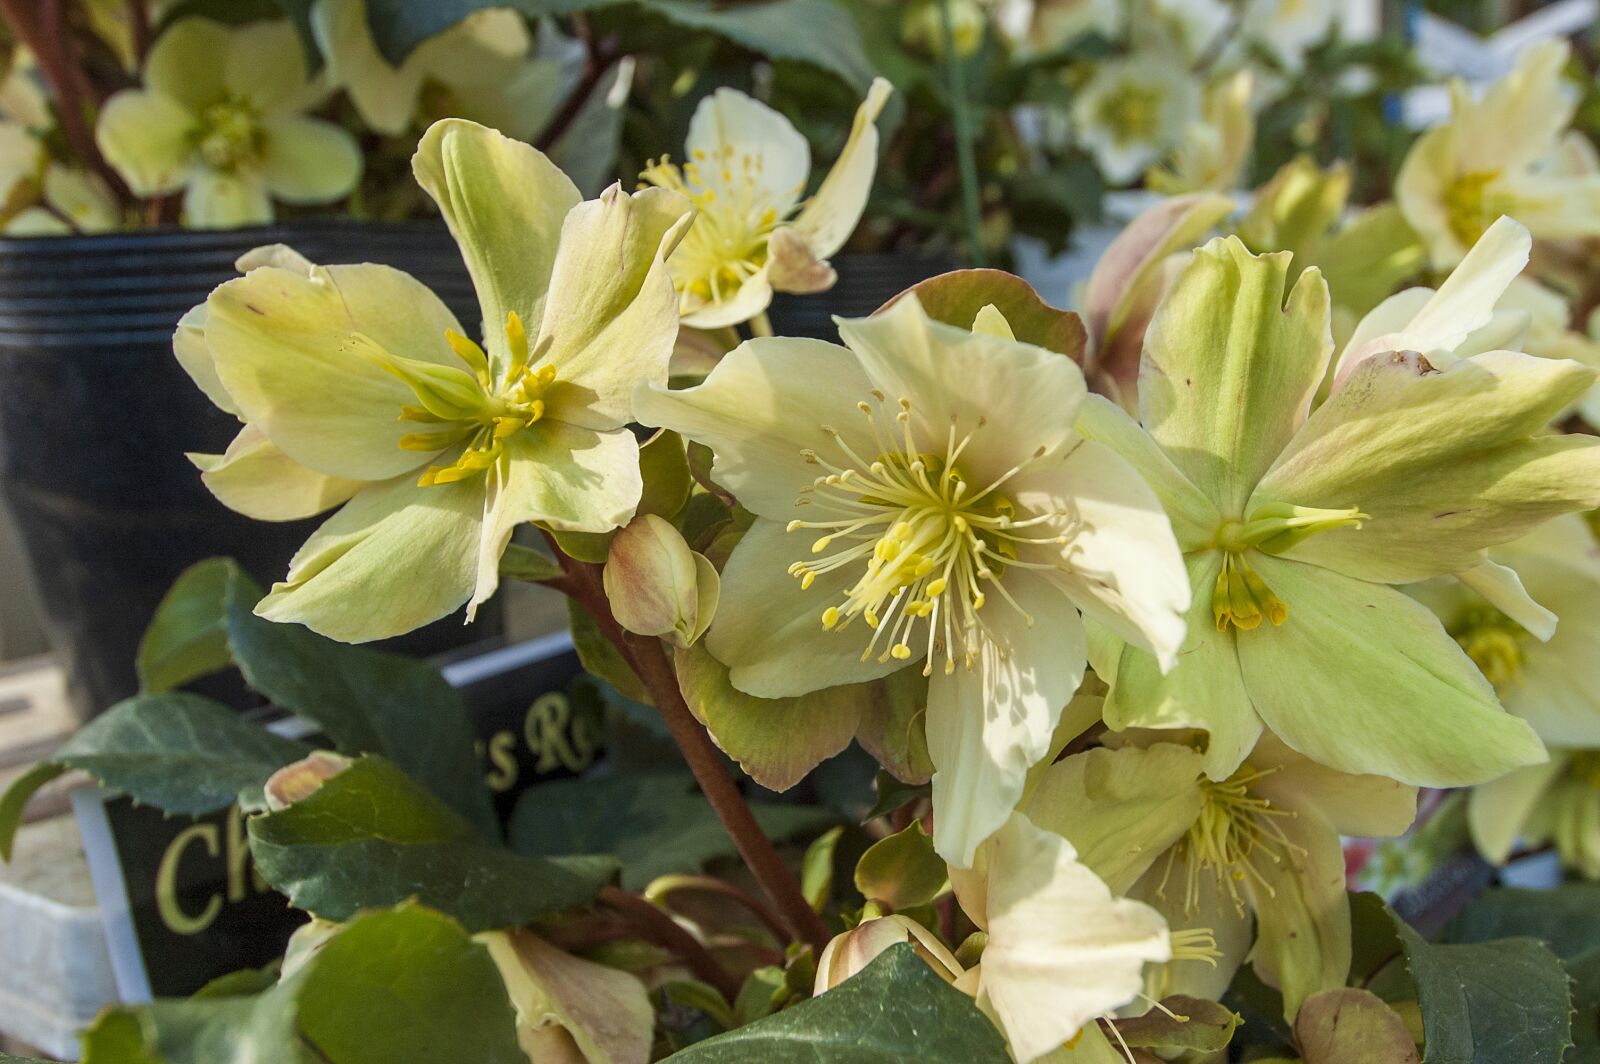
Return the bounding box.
[0,1053,67,1063]
[638,429,694,520]
[1446,885,1600,1009]
[43,691,309,814]
[0,761,64,862]
[499,543,564,583]
[801,825,844,912]
[661,943,1009,1062]
[1294,988,1420,1064]
[82,904,525,1064]
[1393,911,1572,1064]
[1108,996,1240,1053]
[635,0,876,92]
[249,756,615,930]
[883,269,1088,360]
[865,772,929,821]
[568,598,651,704]
[137,559,496,837]
[853,822,946,910]
[508,770,836,891]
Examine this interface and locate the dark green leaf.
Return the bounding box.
[508,770,836,890]
[1108,996,1239,1053]
[663,943,1008,1062]
[1294,988,1419,1064]
[865,773,929,821]
[568,598,651,703]
[249,756,615,930]
[138,558,236,694]
[82,904,525,1064]
[636,0,877,92]
[0,1053,66,1063]
[1446,885,1600,1008]
[0,761,64,862]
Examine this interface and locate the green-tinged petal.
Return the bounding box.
[95,90,195,197]
[191,424,363,522]
[1395,125,1464,268]
[482,930,652,1064]
[311,0,427,136]
[41,165,118,232]
[1024,744,1206,894]
[206,261,462,480]
[1130,847,1253,1003]
[685,87,810,220]
[225,19,318,114]
[1139,236,1332,515]
[1039,1025,1126,1064]
[1458,557,1556,641]
[413,118,580,378]
[1075,394,1219,550]
[1255,350,1600,582]
[1012,436,1190,669]
[1468,758,1564,864]
[791,77,891,259]
[1455,41,1573,173]
[183,167,273,228]
[143,18,228,108]
[838,294,1087,490]
[679,266,776,330]
[259,116,361,203]
[974,813,1171,1064]
[256,472,483,642]
[1501,172,1600,242]
[1237,554,1546,786]
[927,574,1086,868]
[633,336,876,520]
[173,304,239,417]
[535,184,692,431]
[1244,799,1350,1022]
[470,425,641,616]
[707,518,903,698]
[1248,732,1418,839]
[1105,552,1263,781]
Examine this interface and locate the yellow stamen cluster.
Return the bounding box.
[1448,603,1529,691]
[1160,766,1305,917]
[785,392,1073,676]
[639,146,802,311]
[369,311,557,487]
[193,100,264,171]
[1209,504,1366,633]
[1097,82,1165,145]
[1443,169,1506,250]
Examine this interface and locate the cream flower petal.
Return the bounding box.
[1074,394,1219,550]
[1457,557,1556,642]
[1248,732,1418,839]
[183,167,273,228]
[255,471,483,642]
[1468,757,1565,864]
[205,262,463,480]
[311,0,428,136]
[837,295,1086,489]
[706,518,904,699]
[1498,172,1600,241]
[225,20,317,114]
[413,119,581,378]
[1130,847,1253,1003]
[173,304,239,418]
[972,813,1170,1064]
[685,88,810,219]
[190,424,363,522]
[259,116,362,204]
[1456,41,1574,173]
[791,77,891,260]
[927,574,1086,867]
[95,90,195,197]
[143,18,228,108]
[469,425,642,617]
[1237,554,1546,787]
[534,184,693,431]
[632,336,877,520]
[678,266,776,330]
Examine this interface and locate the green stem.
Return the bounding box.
[749,310,774,338]
[938,0,985,267]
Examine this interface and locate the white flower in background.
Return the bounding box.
[1071,55,1199,186]
[640,79,891,330]
[4,164,119,235]
[312,0,563,141]
[1397,40,1600,269]
[96,18,362,228]
[1495,278,1600,429]
[1144,0,1232,62]
[636,296,1189,866]
[1147,70,1256,194]
[1244,0,1339,71]
[995,0,1118,53]
[1470,750,1600,878]
[0,51,50,131]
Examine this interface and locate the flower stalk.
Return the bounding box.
[938,0,985,266]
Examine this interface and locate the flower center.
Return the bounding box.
[1448,605,1528,690]
[1443,170,1506,250]
[640,149,800,311]
[785,392,1073,675]
[193,100,264,171]
[364,311,559,486]
[1161,766,1304,917]
[1098,83,1165,145]
[1208,504,1366,632]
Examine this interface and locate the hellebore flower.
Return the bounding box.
[636,295,1189,865]
[1071,55,1198,186]
[1022,735,1415,1021]
[639,79,891,329]
[1146,70,1255,196]
[1469,749,1600,878]
[1243,0,1338,72]
[96,18,361,227]
[312,0,560,141]
[182,119,692,641]
[1084,221,1600,788]
[1397,40,1600,269]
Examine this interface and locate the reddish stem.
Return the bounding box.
[596,885,742,1001]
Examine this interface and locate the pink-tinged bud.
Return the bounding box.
[603,514,719,648]
[264,751,351,811]
[813,915,964,996]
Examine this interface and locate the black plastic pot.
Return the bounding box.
[766,251,961,340]
[0,221,498,721]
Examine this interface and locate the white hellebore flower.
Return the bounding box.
[635,295,1189,866]
[1244,0,1339,71]
[96,18,361,228]
[640,79,892,329]
[1071,55,1199,186]
[312,0,560,141]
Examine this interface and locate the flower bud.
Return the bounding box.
[813,915,964,996]
[264,750,350,811]
[604,513,720,648]
[901,0,985,58]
